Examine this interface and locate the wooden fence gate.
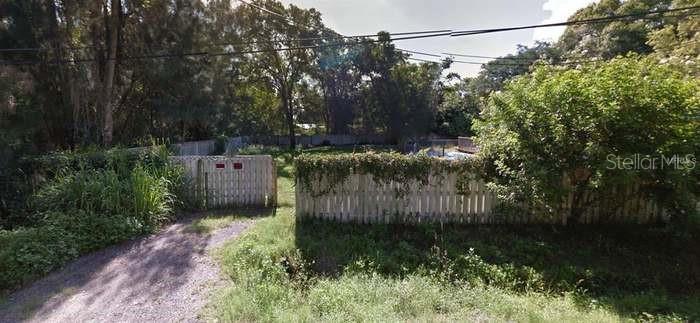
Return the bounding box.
[171,155,276,209]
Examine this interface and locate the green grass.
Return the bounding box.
[210,147,700,322]
[187,209,274,234]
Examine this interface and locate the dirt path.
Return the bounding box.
[0,216,255,323]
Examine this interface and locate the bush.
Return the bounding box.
[237,144,280,156]
[43,211,143,253]
[212,135,228,155]
[474,56,699,223]
[0,146,185,293]
[0,226,77,291]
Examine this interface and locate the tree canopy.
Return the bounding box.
[0,0,458,151]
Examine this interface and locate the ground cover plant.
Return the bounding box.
[211,147,700,322]
[0,146,186,293]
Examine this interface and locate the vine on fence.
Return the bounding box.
[295,152,482,197]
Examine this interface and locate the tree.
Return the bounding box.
[471,41,563,96]
[557,0,673,59]
[232,0,325,148]
[474,56,699,223]
[354,34,444,142]
[433,77,480,137]
[315,41,361,134]
[1,0,446,151]
[647,0,700,76]
[96,0,120,146]
[0,0,86,150]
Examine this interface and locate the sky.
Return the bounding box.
[280,0,597,76]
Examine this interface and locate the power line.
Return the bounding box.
[406,57,439,63]
[404,49,537,64]
[214,30,453,49]
[409,49,605,67]
[442,52,576,63]
[0,32,445,65]
[1,5,698,65]
[237,0,295,25]
[0,29,454,53]
[0,51,210,66]
[0,0,447,54]
[398,49,443,58]
[408,57,537,67]
[1,5,696,54]
[450,5,700,37]
[235,0,455,46]
[208,32,454,56]
[235,0,699,40]
[442,52,523,60]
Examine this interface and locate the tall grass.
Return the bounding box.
[0,146,186,293]
[131,165,174,228]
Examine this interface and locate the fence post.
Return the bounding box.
[272,157,277,207]
[196,158,204,208]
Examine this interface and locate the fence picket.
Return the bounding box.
[170,155,275,210]
[293,167,668,225]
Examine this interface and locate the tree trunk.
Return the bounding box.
[284,95,296,149]
[64,16,82,146]
[47,0,74,148]
[321,79,331,135]
[101,0,120,147]
[69,69,82,145]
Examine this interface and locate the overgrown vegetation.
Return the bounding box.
[211,149,700,322]
[0,0,698,319]
[475,56,700,224]
[295,152,481,197]
[0,147,185,293]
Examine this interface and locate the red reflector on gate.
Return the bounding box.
[233,162,243,169]
[215,163,225,169]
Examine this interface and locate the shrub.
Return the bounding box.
[42,210,143,253]
[237,144,280,155]
[0,146,185,293]
[474,56,699,223]
[212,135,228,155]
[0,226,77,291]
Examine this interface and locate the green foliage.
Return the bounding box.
[294,152,480,197]
[212,135,228,155]
[237,145,281,156]
[557,0,673,59]
[130,165,175,227]
[647,0,700,76]
[472,42,565,96]
[433,77,481,137]
[355,38,444,142]
[474,56,699,222]
[0,226,77,292]
[0,147,184,293]
[212,149,700,322]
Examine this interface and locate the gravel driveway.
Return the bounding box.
[0,215,255,323]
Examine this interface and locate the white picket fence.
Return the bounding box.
[295,172,667,224]
[296,173,498,224]
[171,155,276,209]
